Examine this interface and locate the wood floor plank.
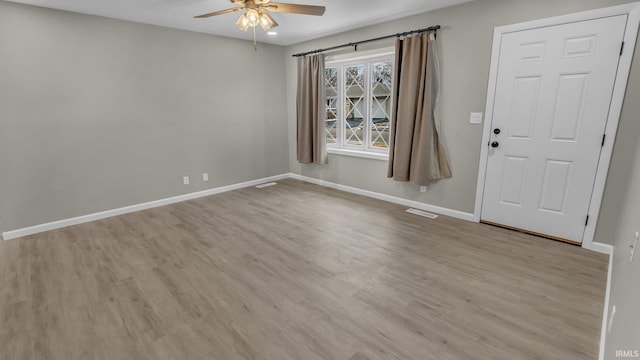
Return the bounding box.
[0,179,608,359]
[0,300,33,360]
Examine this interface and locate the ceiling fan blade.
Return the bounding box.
[194,7,244,19]
[266,2,325,16]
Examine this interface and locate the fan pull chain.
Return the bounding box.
[253,27,257,51]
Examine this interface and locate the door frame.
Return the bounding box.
[474,2,640,250]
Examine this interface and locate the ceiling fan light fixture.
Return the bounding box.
[258,11,276,31]
[245,9,260,27]
[235,13,250,31]
[194,0,325,50]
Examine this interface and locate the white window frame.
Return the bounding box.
[325,50,394,161]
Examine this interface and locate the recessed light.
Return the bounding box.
[267,31,278,36]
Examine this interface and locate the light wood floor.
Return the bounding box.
[0,179,608,360]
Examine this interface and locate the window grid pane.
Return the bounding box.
[370,61,393,149]
[344,65,365,147]
[325,68,338,145]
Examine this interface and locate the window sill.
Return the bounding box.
[327,148,389,161]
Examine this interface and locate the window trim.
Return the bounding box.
[327,147,389,161]
[325,51,394,158]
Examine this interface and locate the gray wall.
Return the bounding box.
[603,113,640,356]
[603,177,640,358]
[286,0,639,217]
[601,25,640,359]
[0,1,289,231]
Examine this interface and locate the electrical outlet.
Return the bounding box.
[203,173,209,182]
[183,176,190,185]
[469,112,483,124]
[420,186,427,193]
[631,231,638,262]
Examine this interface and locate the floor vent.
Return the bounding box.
[256,182,278,189]
[406,208,438,219]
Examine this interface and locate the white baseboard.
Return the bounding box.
[593,242,613,360]
[2,174,290,240]
[287,173,476,222]
[4,171,609,248]
[591,242,614,255]
[0,172,476,240]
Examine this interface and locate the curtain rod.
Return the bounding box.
[291,25,440,57]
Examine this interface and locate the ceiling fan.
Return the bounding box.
[194,0,326,48]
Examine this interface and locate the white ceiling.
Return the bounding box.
[6,0,471,46]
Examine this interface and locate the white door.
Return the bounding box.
[481,15,627,243]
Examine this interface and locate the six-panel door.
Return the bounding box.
[481,15,627,243]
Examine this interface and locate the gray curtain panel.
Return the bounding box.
[296,54,327,165]
[387,32,451,185]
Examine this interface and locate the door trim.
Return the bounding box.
[473,2,640,251]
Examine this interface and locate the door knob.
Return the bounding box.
[491,141,499,148]
[493,128,501,135]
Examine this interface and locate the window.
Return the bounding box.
[324,54,394,158]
